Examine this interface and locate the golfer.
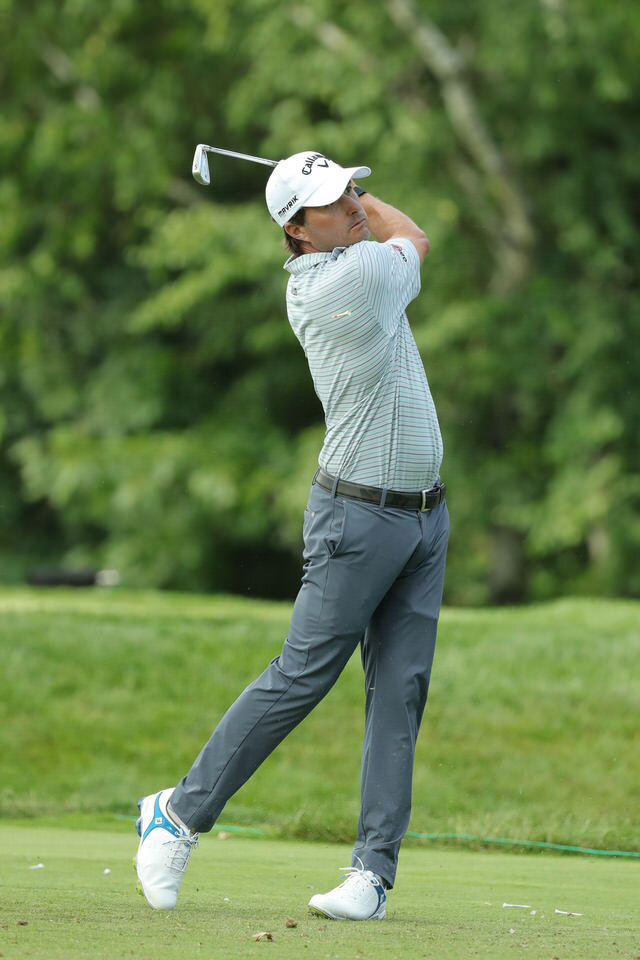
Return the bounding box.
[135,150,448,921]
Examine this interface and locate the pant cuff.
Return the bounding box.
[351,843,399,890]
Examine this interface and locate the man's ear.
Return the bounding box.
[285,221,308,243]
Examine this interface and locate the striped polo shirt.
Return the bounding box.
[284,238,443,492]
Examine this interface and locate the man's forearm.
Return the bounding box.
[358,191,430,261]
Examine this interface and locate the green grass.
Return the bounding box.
[1,587,639,852]
[1,825,638,960]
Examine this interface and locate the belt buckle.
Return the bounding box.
[420,489,431,512]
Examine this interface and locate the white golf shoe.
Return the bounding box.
[135,789,198,909]
[308,862,386,920]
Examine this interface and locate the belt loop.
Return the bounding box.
[312,467,320,485]
[331,475,339,498]
[379,487,388,508]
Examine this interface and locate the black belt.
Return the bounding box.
[315,469,446,512]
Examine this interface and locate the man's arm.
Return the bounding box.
[357,190,430,264]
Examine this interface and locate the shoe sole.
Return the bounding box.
[133,814,156,907]
[308,905,385,921]
[134,798,144,890]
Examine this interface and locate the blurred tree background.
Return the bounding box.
[1,0,638,605]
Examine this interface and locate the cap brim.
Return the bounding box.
[303,165,371,209]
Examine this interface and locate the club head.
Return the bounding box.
[192,144,210,186]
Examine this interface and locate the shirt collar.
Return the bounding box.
[284,246,346,274]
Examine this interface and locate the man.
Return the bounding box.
[135,150,448,921]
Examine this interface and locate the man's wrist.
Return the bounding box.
[353,186,367,197]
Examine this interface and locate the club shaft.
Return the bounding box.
[200,145,278,168]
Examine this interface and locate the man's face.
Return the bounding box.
[286,185,369,253]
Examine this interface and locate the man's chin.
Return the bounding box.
[346,224,370,245]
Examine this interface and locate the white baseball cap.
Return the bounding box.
[266,150,371,227]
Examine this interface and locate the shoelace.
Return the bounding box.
[337,856,377,887]
[162,831,199,875]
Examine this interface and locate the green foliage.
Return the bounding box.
[1,588,638,853]
[0,0,638,600]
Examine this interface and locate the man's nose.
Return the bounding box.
[341,191,360,214]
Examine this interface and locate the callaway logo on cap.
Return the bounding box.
[266,150,371,227]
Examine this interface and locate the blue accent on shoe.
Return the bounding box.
[140,793,181,844]
[371,878,386,915]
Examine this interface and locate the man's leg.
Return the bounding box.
[352,501,449,888]
[136,482,382,909]
[169,483,420,834]
[136,483,430,911]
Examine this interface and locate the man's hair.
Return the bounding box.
[284,207,306,256]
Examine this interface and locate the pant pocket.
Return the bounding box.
[303,491,347,560]
[326,496,346,557]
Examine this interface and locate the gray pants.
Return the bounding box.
[171,478,449,887]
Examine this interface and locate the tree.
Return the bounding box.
[2,0,639,602]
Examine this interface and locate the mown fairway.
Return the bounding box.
[1,588,639,958]
[1,825,638,960]
[1,588,638,851]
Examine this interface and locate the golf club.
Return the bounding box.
[192,144,279,186]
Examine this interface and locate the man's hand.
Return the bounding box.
[352,184,430,264]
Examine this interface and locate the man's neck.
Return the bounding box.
[298,240,321,255]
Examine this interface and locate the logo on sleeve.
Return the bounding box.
[391,243,408,263]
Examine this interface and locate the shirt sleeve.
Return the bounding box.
[353,238,421,333]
